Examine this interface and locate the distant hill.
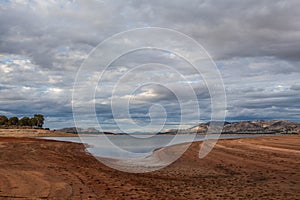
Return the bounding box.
[160,120,300,135]
[57,127,115,135]
[221,120,300,134]
[59,120,299,135]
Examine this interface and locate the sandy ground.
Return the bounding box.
[0,135,299,199]
[0,129,77,137]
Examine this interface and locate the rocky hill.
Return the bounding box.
[221,120,300,134]
[59,120,299,135]
[162,120,300,135]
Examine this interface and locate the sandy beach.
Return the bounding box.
[0,135,299,199]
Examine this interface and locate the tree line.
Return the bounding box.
[0,114,44,128]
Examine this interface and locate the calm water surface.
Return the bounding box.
[42,134,266,159]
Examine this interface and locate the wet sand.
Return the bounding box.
[0,135,299,199]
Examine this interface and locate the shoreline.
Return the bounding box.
[100,134,300,173]
[1,128,298,138]
[0,128,78,137]
[39,133,291,161]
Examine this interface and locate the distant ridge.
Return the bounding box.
[57,127,115,135]
[58,120,300,135]
[161,120,300,135]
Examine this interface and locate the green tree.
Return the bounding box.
[8,117,19,126]
[30,117,38,127]
[19,117,30,126]
[0,115,8,126]
[33,114,44,128]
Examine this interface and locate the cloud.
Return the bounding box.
[0,0,299,130]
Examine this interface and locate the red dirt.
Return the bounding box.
[0,135,299,199]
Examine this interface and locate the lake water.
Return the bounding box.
[41,134,265,159]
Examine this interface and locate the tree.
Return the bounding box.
[19,117,30,126]
[0,114,45,128]
[30,117,38,127]
[33,114,44,128]
[0,115,8,126]
[8,117,19,126]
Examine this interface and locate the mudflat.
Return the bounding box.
[0,135,299,199]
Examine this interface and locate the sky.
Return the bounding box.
[0,0,299,132]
